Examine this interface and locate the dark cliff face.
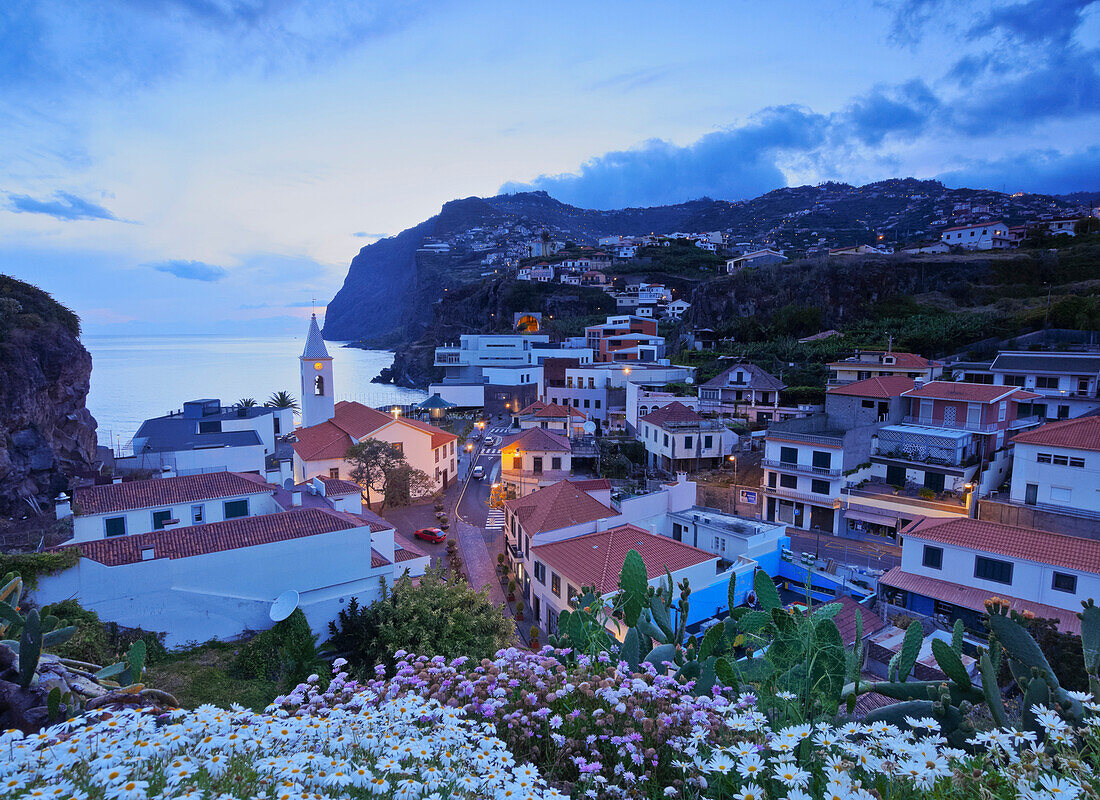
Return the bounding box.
[0,277,97,515]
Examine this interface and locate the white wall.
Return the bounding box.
[72,490,280,543]
[35,527,394,647]
[1010,441,1100,513]
[429,383,486,407]
[901,535,1100,613]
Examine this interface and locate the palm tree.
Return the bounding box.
[266,390,299,411]
[237,397,258,407]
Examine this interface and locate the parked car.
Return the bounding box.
[472,465,485,479]
[414,527,446,543]
[485,435,499,447]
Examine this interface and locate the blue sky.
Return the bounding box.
[1,0,1098,334]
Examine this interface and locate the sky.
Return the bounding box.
[1,0,1098,335]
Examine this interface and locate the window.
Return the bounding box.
[534,561,545,584]
[922,545,943,569]
[588,377,595,389]
[998,401,1006,422]
[684,436,693,449]
[314,375,324,395]
[551,573,561,597]
[767,472,778,488]
[861,399,875,409]
[780,446,798,464]
[567,585,578,604]
[1037,453,1052,463]
[704,435,712,449]
[152,510,172,530]
[191,504,205,524]
[663,433,669,447]
[435,448,440,463]
[329,467,340,479]
[712,536,727,553]
[811,479,830,494]
[1036,376,1059,390]
[1052,572,1078,594]
[512,456,522,470]
[1070,457,1085,468]
[198,420,222,434]
[779,474,798,489]
[672,522,683,542]
[532,457,543,475]
[551,456,562,470]
[573,399,579,407]
[1058,405,1070,419]
[223,499,249,519]
[595,399,601,409]
[1053,454,1069,466]
[583,399,590,409]
[975,556,1013,585]
[812,451,831,470]
[104,516,126,537]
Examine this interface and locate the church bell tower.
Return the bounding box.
[300,313,335,427]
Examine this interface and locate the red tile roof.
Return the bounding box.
[943,221,1006,232]
[901,381,1041,403]
[830,596,887,646]
[394,539,427,562]
[504,479,616,535]
[640,401,703,427]
[501,427,570,453]
[828,352,936,370]
[318,477,363,496]
[75,472,272,516]
[58,508,388,567]
[569,478,612,492]
[392,417,458,449]
[330,401,394,439]
[532,524,715,594]
[905,517,1100,574]
[880,567,1081,634]
[518,401,586,420]
[827,376,914,399]
[290,419,353,461]
[1012,416,1100,453]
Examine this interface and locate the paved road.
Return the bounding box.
[786,530,900,573]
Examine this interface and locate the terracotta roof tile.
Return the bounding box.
[393,417,458,449]
[569,478,612,492]
[74,472,272,516]
[532,524,715,594]
[57,508,386,567]
[880,566,1081,634]
[901,381,1040,403]
[519,401,586,420]
[703,363,786,392]
[640,401,703,427]
[905,517,1100,574]
[501,428,571,453]
[504,479,616,535]
[292,402,456,460]
[827,376,914,399]
[828,351,936,370]
[1012,416,1100,453]
[830,596,886,646]
[290,419,352,461]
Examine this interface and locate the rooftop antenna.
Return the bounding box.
[887,334,894,353]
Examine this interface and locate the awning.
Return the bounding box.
[843,506,898,528]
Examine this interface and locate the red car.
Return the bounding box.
[414,527,446,543]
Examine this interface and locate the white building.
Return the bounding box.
[879,516,1100,634]
[546,362,694,431]
[121,399,293,479]
[518,263,555,282]
[638,402,730,473]
[940,221,1009,250]
[1009,416,1100,517]
[725,249,786,272]
[828,351,942,386]
[431,333,548,410]
[300,314,336,428]
[67,472,280,543]
[665,299,691,319]
[500,427,572,497]
[627,383,699,432]
[988,351,1100,420]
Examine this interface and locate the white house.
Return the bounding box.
[698,362,787,423]
[1009,416,1100,516]
[500,427,572,497]
[880,516,1100,634]
[430,333,547,410]
[940,221,1009,250]
[120,399,294,479]
[988,351,1100,420]
[67,471,280,543]
[725,249,786,272]
[37,507,398,647]
[516,400,587,437]
[292,401,459,496]
[638,402,729,473]
[518,264,555,282]
[665,299,691,319]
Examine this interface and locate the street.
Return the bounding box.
[786,530,900,572]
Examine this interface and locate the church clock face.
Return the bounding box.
[314,362,324,370]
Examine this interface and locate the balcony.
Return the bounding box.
[764,485,838,506]
[1009,415,1042,430]
[902,416,998,434]
[762,459,841,477]
[434,347,463,366]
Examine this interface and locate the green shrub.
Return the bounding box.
[0,550,81,588]
[45,599,167,667]
[235,609,326,692]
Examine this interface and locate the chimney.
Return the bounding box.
[55,493,72,520]
[675,471,688,484]
[291,491,303,507]
[913,378,924,390]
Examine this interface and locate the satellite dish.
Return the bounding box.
[269,589,300,622]
[582,421,596,434]
[685,376,694,385]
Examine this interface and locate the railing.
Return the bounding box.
[1009,415,1042,429]
[764,485,836,505]
[1019,500,1100,521]
[766,430,844,447]
[902,416,995,433]
[872,449,973,469]
[762,459,841,477]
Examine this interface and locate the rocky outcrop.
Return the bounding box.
[0,277,97,516]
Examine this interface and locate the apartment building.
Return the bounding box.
[638,402,729,473]
[988,351,1100,420]
[429,333,547,410]
[584,315,664,362]
[828,350,942,385]
[545,362,694,430]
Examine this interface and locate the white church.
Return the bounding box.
[291,315,459,502]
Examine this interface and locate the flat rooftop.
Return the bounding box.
[669,507,780,538]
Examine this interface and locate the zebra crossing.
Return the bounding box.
[479,425,513,456]
[485,508,506,530]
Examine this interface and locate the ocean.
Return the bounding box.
[84,335,427,447]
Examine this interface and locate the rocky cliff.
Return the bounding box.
[0,277,97,516]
